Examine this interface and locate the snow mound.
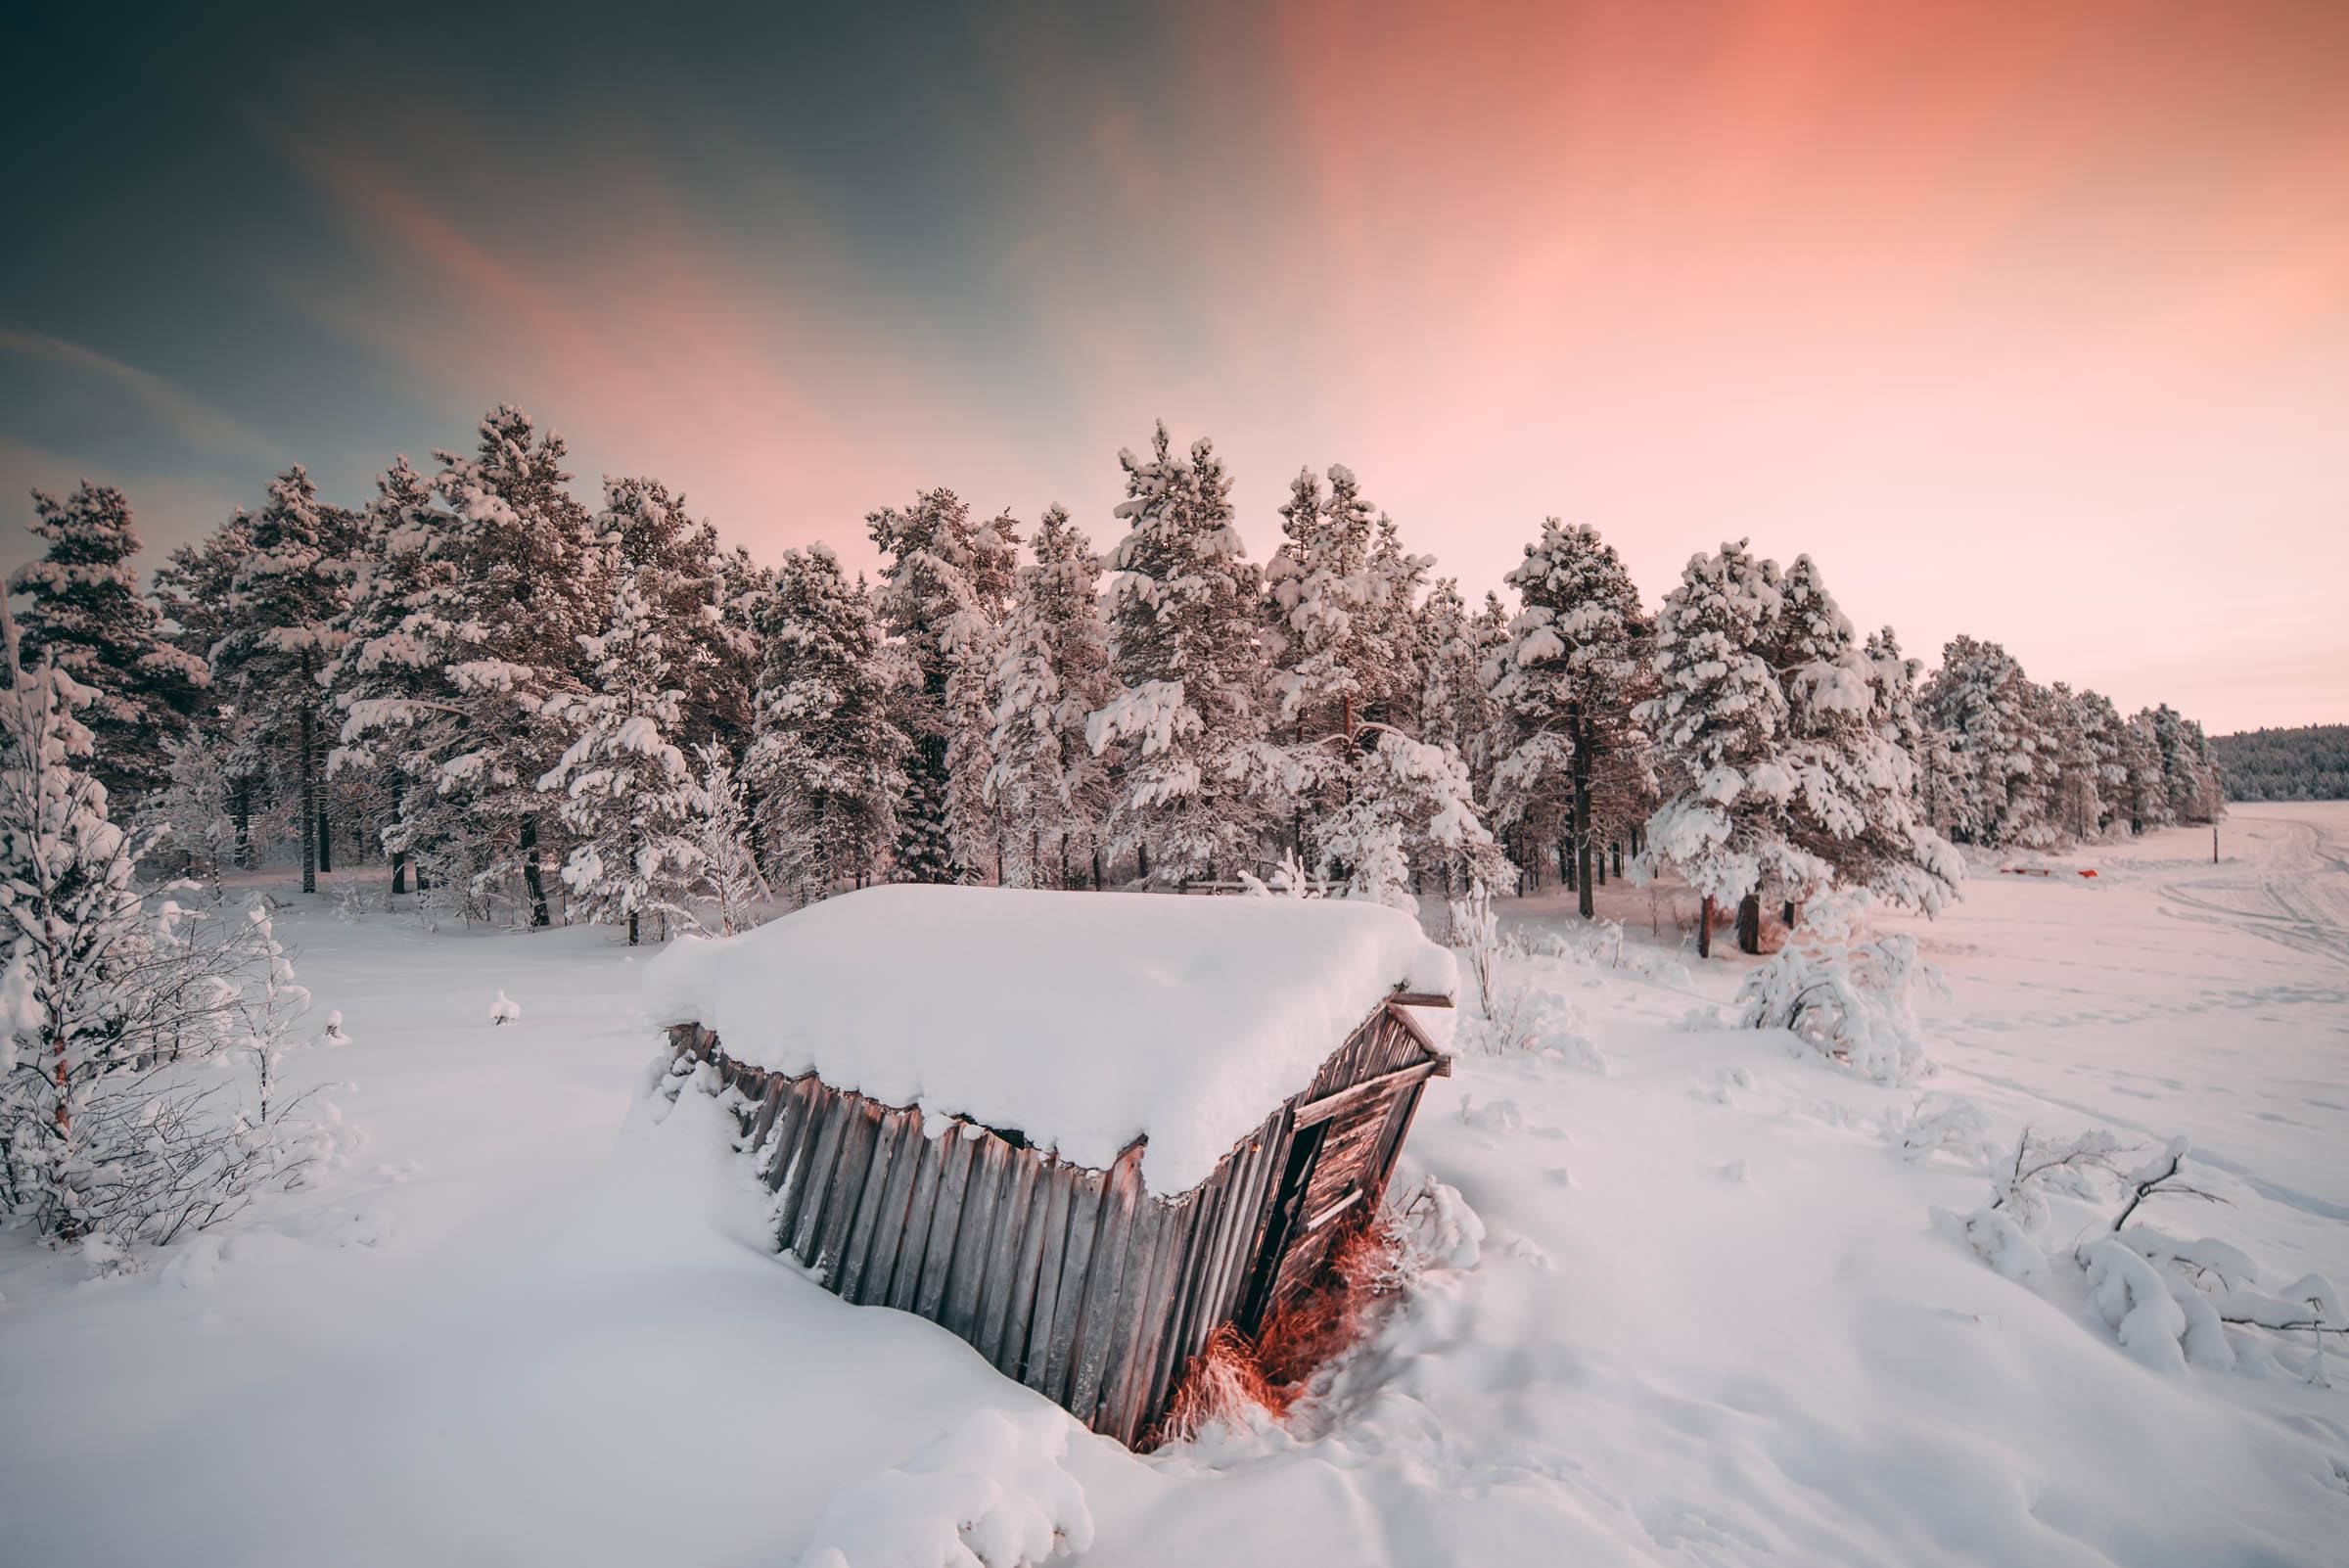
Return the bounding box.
[792,1407,1094,1568]
[644,886,1454,1194]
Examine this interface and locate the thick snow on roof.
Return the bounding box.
[644,886,1457,1195]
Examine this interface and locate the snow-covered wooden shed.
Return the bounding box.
[647,885,1455,1447]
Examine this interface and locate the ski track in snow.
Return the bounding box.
[1,807,2345,1566]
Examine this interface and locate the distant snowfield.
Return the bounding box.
[3,806,2344,1567]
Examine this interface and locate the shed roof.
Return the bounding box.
[643,886,1456,1194]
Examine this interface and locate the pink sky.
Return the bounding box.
[17,2,2337,730]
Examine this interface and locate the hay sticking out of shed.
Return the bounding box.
[1155,1212,1414,1446]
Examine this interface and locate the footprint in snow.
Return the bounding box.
[1722,1159,1754,1185]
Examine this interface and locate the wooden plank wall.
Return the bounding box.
[665,994,1445,1448]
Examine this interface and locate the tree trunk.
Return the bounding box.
[392,851,408,895]
[627,908,640,946]
[1737,892,1762,955]
[298,703,318,895]
[1698,895,1714,958]
[1091,848,1104,891]
[1612,841,1623,877]
[1574,788,1594,919]
[316,797,332,875]
[520,816,550,927]
[1136,842,1149,882]
[1570,717,1594,918]
[233,775,253,870]
[1782,899,1796,928]
[1558,840,1572,890]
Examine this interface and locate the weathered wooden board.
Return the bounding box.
[839,1105,917,1303]
[888,1129,949,1313]
[1019,1164,1078,1394]
[814,1099,885,1282]
[915,1129,979,1320]
[943,1136,1009,1339]
[1037,1165,1108,1403]
[1068,1147,1145,1422]
[974,1153,1040,1365]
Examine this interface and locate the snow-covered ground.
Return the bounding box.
[3,806,2345,1566]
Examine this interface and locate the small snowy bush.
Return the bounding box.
[1735,893,1941,1083]
[1445,880,1503,1018]
[1946,1128,2341,1381]
[0,615,332,1248]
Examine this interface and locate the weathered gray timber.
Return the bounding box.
[666,987,1451,1449]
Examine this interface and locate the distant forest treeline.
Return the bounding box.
[2212,724,2349,802]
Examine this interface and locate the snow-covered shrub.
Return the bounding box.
[0,614,329,1246]
[1387,1167,1485,1271]
[1539,918,1692,991]
[1735,893,1940,1083]
[1446,880,1503,1017]
[662,744,769,938]
[1948,1127,2342,1380]
[1237,847,1322,900]
[1985,1126,2126,1232]
[1898,1096,1997,1166]
[791,1407,1093,1568]
[133,735,236,888]
[2084,1238,2191,1372]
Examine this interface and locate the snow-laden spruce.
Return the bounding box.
[1634,540,1817,953]
[1088,424,1271,885]
[8,481,207,810]
[644,884,1455,1195]
[1490,519,1650,918]
[1769,555,1961,916]
[744,544,905,900]
[987,504,1115,889]
[538,573,700,944]
[867,489,1019,885]
[208,465,357,896]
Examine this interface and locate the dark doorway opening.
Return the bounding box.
[1237,1119,1328,1336]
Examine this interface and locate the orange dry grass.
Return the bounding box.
[1154,1214,1412,1445]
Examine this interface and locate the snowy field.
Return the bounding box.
[3,805,2345,1567]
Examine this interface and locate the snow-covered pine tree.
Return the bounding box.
[2145,703,2221,825]
[596,476,754,752]
[1921,636,2048,849]
[2121,709,2169,833]
[538,574,700,945]
[156,514,265,867]
[1313,724,1515,908]
[944,509,1022,881]
[1416,578,1490,763]
[324,456,451,895]
[1266,465,1379,742]
[867,490,1016,883]
[1491,520,1648,918]
[987,504,1116,887]
[1634,540,1814,957]
[1360,509,1433,725]
[745,545,905,901]
[2041,682,2102,844]
[1769,556,1961,916]
[10,482,208,810]
[1087,423,1270,885]
[337,408,607,924]
[2074,688,2132,837]
[207,467,356,896]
